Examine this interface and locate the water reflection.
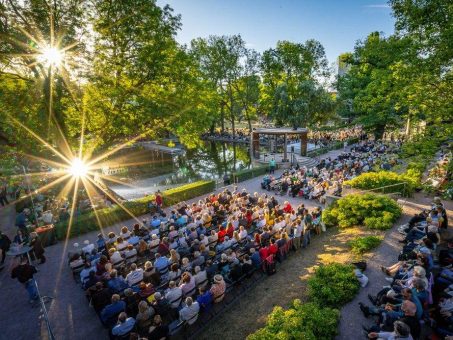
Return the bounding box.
[105,141,251,199]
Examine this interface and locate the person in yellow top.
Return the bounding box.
[264,209,275,227]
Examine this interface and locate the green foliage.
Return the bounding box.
[247,300,340,340]
[54,180,215,239]
[231,165,269,183]
[344,171,418,196]
[322,193,402,229]
[260,40,334,128]
[348,235,383,254]
[307,263,360,307]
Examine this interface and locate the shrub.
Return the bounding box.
[344,171,417,196]
[348,235,383,254]
[247,300,340,340]
[307,263,360,307]
[54,180,215,239]
[231,165,269,183]
[322,193,401,229]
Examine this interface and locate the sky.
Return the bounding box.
[156,0,395,65]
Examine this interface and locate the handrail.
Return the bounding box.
[343,181,408,195]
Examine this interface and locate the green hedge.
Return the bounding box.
[344,170,418,197]
[307,263,360,307]
[54,180,215,239]
[348,235,383,255]
[322,193,402,230]
[247,300,340,340]
[231,165,269,183]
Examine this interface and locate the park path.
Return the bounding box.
[0,145,355,340]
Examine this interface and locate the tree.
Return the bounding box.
[336,32,415,138]
[260,40,332,128]
[191,35,258,137]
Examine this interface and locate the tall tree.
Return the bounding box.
[260,40,333,128]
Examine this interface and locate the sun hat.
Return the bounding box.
[214,274,223,283]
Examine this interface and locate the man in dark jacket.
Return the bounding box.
[11,257,38,303]
[0,231,11,264]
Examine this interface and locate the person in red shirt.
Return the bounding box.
[259,246,269,261]
[268,238,278,257]
[245,210,253,225]
[154,190,163,214]
[217,226,227,243]
[226,223,234,239]
[283,201,292,214]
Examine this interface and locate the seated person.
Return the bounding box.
[100,294,126,327]
[107,270,128,293]
[126,263,144,286]
[111,312,135,338]
[148,315,169,340]
[210,275,226,303]
[179,297,200,325]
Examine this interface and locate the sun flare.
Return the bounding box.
[68,157,88,178]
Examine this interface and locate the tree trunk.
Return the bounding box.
[220,102,225,133]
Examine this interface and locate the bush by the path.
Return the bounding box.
[322,193,402,230]
[348,235,383,255]
[231,165,269,183]
[54,180,215,239]
[247,300,340,340]
[307,263,360,307]
[344,171,418,196]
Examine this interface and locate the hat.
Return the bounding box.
[73,242,79,248]
[433,197,442,204]
[214,274,223,283]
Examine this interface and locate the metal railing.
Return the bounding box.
[343,182,408,197]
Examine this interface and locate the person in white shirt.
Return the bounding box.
[193,266,208,289]
[126,263,144,286]
[149,234,160,252]
[109,248,123,264]
[165,281,183,308]
[179,297,200,325]
[238,226,248,240]
[293,220,303,250]
[82,240,95,255]
[41,210,53,224]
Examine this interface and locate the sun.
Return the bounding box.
[69,157,88,178]
[39,46,63,67]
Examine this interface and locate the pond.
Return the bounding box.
[104,141,252,200]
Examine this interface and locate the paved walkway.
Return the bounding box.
[0,145,355,340]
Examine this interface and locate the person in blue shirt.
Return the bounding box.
[100,294,126,326]
[96,234,106,252]
[250,248,262,268]
[196,287,213,312]
[107,270,128,294]
[154,253,169,274]
[111,312,136,337]
[150,216,161,229]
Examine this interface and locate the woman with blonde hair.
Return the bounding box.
[169,248,180,264]
[136,300,154,335]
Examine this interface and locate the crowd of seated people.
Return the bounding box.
[201,126,364,147]
[68,187,324,339]
[261,140,401,202]
[359,197,452,339]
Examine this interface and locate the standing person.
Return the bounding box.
[155,190,163,215]
[269,158,276,174]
[29,232,46,264]
[0,231,11,265]
[11,257,39,303]
[302,209,313,248]
[0,183,9,206]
